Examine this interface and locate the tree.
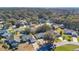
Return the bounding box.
[36,23,52,33]
[21,26,31,35]
[44,32,55,43]
[64,35,72,41]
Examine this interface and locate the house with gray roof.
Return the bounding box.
[35,33,45,39]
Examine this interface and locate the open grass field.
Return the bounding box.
[55,44,79,51]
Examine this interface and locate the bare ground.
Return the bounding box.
[0,44,34,51]
[17,43,34,51]
[0,44,8,51]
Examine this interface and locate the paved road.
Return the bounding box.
[54,41,79,47]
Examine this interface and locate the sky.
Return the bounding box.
[0,0,79,7]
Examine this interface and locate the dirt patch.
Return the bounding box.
[0,43,34,51]
[0,44,8,51]
[17,43,34,51]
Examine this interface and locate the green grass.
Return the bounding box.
[77,37,79,42]
[54,39,62,43]
[62,34,72,41]
[55,44,79,51]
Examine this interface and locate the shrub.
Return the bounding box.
[77,37,79,42]
[44,32,55,43]
[64,35,72,41]
[54,38,62,43]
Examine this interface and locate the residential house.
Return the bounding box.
[0,19,4,29]
[64,29,73,35]
[37,43,56,51]
[72,32,78,42]
[35,33,45,39]
[20,34,36,44]
[59,24,65,29]
[64,29,78,42]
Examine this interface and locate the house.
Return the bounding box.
[53,24,59,29]
[37,39,45,45]
[49,30,61,37]
[14,31,21,42]
[12,25,16,29]
[15,25,29,33]
[0,38,6,42]
[0,19,4,29]
[0,19,4,24]
[38,18,47,23]
[64,29,78,42]
[20,34,36,44]
[7,27,15,34]
[20,20,28,25]
[37,43,56,51]
[64,29,78,36]
[72,37,78,42]
[59,24,64,29]
[35,33,45,39]
[3,39,19,50]
[72,32,78,42]
[0,30,7,36]
[29,34,36,44]
[20,34,28,43]
[2,32,11,39]
[64,29,73,35]
[45,22,52,26]
[2,24,9,30]
[55,32,61,37]
[72,32,78,37]
[32,42,39,50]
[15,21,21,28]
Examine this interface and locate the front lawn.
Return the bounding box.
[54,38,62,43]
[77,37,79,42]
[55,44,79,51]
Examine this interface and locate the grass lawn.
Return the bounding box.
[55,44,79,51]
[54,39,62,43]
[77,37,79,42]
